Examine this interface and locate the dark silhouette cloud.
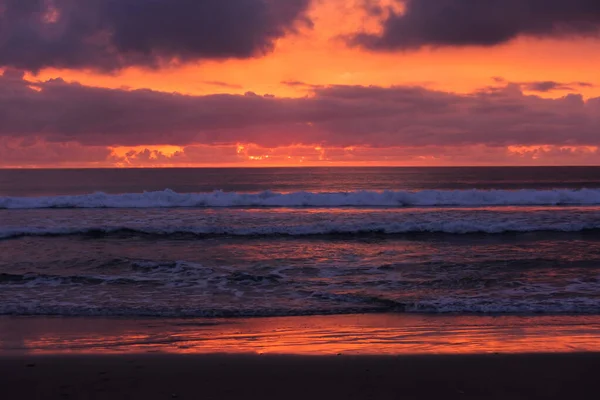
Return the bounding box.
[351,0,600,50]
[525,81,573,92]
[518,81,594,92]
[203,81,244,89]
[281,80,312,87]
[0,138,111,167]
[489,78,595,92]
[0,0,312,72]
[1,70,598,149]
[280,80,324,90]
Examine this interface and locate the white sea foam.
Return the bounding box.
[2,188,600,209]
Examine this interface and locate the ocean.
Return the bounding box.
[2,166,600,317]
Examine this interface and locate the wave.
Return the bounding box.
[0,273,153,287]
[2,298,600,317]
[3,220,600,240]
[0,263,264,288]
[3,188,600,209]
[3,260,600,316]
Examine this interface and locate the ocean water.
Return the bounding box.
[2,167,600,317]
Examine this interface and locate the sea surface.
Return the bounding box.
[2,167,600,317]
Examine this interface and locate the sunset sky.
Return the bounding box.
[1,0,599,167]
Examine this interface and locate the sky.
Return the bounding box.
[1,0,599,168]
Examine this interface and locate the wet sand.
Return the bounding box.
[3,314,600,355]
[2,353,599,399]
[2,315,600,399]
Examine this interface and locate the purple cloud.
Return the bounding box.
[0,71,598,149]
[521,81,594,92]
[0,0,312,72]
[350,0,600,50]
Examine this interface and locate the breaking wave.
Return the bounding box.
[3,188,600,209]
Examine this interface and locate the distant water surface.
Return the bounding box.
[3,166,600,196]
[2,167,600,317]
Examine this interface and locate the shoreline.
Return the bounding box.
[2,313,600,356]
[3,314,600,398]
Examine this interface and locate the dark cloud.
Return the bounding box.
[0,138,111,167]
[280,80,323,89]
[351,0,600,50]
[0,0,312,72]
[524,81,571,92]
[0,70,598,149]
[522,81,594,92]
[203,81,244,89]
[489,78,596,93]
[281,80,312,87]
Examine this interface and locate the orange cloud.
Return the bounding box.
[30,143,592,168]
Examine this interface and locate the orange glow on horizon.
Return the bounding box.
[80,143,600,169]
[3,142,600,169]
[110,145,184,158]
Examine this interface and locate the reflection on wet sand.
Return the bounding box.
[2,314,600,355]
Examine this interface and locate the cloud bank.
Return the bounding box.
[1,70,598,151]
[0,0,312,71]
[351,0,600,50]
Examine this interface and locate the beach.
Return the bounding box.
[2,314,600,399]
[3,353,600,399]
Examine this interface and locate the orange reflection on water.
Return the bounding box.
[4,314,600,356]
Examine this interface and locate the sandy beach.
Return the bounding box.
[2,353,599,400]
[1,315,600,399]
